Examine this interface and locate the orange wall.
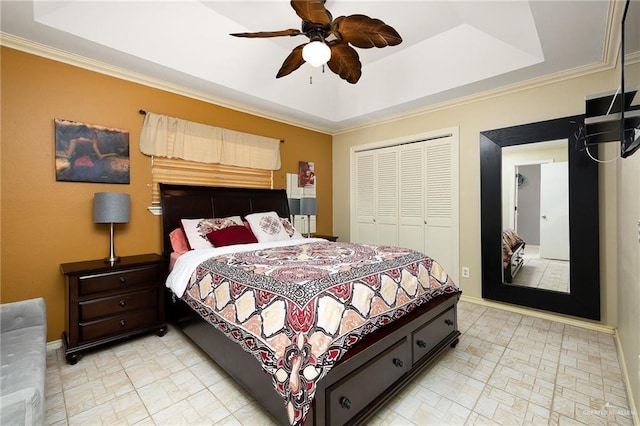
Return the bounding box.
[0,47,333,342]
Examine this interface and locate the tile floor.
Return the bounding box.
[45,300,634,425]
[511,245,570,294]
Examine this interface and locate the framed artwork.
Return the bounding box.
[298,161,315,188]
[55,118,130,184]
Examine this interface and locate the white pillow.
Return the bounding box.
[245,211,291,243]
[181,216,243,249]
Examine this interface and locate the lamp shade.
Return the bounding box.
[299,197,317,216]
[94,192,130,224]
[288,198,301,216]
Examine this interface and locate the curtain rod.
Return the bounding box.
[138,109,284,143]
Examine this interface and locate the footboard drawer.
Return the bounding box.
[327,337,409,425]
[412,305,456,364]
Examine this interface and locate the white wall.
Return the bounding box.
[333,68,619,326]
[617,138,640,418]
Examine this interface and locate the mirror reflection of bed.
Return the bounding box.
[501,140,570,294]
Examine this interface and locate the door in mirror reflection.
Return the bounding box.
[502,140,570,294]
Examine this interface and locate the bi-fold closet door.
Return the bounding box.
[352,135,458,279]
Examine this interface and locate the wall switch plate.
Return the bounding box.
[462,267,470,278]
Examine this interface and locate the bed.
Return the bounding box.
[160,183,461,425]
[502,228,525,283]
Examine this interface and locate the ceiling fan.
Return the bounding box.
[230,0,402,84]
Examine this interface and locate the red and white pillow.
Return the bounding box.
[280,218,304,239]
[181,216,243,249]
[244,211,291,243]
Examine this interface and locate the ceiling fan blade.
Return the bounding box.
[291,0,332,25]
[276,44,306,79]
[327,40,362,84]
[231,29,302,38]
[332,15,402,48]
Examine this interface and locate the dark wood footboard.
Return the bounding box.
[167,289,461,425]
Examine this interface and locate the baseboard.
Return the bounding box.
[47,339,62,350]
[460,295,615,334]
[614,330,639,425]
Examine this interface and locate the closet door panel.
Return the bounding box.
[375,148,398,245]
[425,138,456,275]
[354,152,376,243]
[399,145,425,251]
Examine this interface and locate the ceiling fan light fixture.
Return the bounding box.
[302,40,331,67]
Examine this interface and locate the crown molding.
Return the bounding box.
[1,0,625,139]
[0,33,333,135]
[335,59,616,135]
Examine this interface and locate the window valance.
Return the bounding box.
[139,112,281,170]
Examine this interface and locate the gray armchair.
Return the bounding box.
[1,297,47,426]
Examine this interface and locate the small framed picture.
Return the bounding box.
[298,161,315,188]
[55,119,130,184]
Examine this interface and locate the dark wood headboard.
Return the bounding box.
[159,183,290,258]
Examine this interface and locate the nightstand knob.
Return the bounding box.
[119,300,126,307]
[417,340,427,348]
[393,358,404,368]
[119,319,126,327]
[119,277,126,284]
[445,319,454,326]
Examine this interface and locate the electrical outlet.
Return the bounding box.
[462,267,470,278]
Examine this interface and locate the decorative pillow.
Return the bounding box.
[280,218,304,239]
[181,216,243,249]
[169,227,190,254]
[245,211,291,243]
[206,225,258,247]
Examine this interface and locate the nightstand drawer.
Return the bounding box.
[79,288,158,321]
[79,265,161,296]
[80,309,158,342]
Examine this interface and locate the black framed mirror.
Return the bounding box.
[480,115,600,320]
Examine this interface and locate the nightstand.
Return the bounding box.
[60,254,168,364]
[312,234,338,242]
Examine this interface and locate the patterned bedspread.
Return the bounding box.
[180,241,458,425]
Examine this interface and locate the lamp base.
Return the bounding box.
[104,223,120,264]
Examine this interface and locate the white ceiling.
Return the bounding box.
[0,1,626,133]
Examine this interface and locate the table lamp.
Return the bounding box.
[299,197,317,238]
[94,192,130,263]
[288,198,300,223]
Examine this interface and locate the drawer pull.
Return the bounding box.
[392,358,404,368]
[340,397,351,409]
[119,277,126,284]
[416,340,427,348]
[119,300,126,307]
[119,319,126,327]
[445,319,454,326]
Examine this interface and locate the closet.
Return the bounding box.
[352,131,459,281]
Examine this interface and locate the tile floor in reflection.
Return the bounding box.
[45,300,633,425]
